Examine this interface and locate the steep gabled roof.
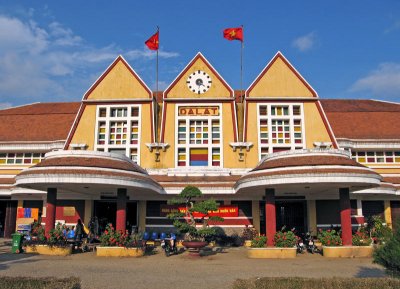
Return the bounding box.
[321,99,400,140]
[0,102,80,142]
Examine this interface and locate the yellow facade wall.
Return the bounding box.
[244,102,262,167]
[159,102,242,168]
[139,104,156,168]
[87,60,150,100]
[248,56,314,98]
[373,168,400,174]
[303,102,332,148]
[166,58,231,99]
[68,105,97,150]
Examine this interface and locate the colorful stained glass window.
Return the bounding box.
[258,104,304,158]
[0,152,45,165]
[190,148,208,166]
[353,151,400,164]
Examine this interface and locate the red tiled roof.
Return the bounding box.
[0,102,80,142]
[321,99,400,140]
[252,155,365,172]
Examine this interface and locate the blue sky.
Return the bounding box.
[0,1,399,108]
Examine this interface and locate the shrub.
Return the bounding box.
[251,235,267,248]
[99,224,145,249]
[317,229,342,246]
[233,277,400,289]
[167,186,224,242]
[274,229,297,248]
[367,215,392,244]
[352,227,372,246]
[0,276,81,289]
[30,221,45,241]
[48,223,68,246]
[241,226,258,241]
[373,222,400,276]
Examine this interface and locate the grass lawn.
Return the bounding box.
[233,277,400,289]
[0,277,80,289]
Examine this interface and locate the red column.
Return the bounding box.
[116,188,127,232]
[340,188,352,246]
[265,188,276,247]
[45,188,57,236]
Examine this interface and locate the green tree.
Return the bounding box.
[374,222,400,276]
[167,186,224,241]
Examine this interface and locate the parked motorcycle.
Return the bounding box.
[161,233,178,257]
[296,235,306,254]
[304,232,318,254]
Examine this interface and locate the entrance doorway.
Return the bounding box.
[94,201,137,233]
[260,200,307,235]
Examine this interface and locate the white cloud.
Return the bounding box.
[350,62,400,99]
[384,20,400,34]
[0,14,179,104]
[125,46,179,60]
[292,32,317,52]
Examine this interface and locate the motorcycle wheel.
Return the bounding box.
[165,248,170,257]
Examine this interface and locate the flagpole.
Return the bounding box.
[155,26,159,145]
[240,24,244,104]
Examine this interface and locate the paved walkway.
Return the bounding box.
[0,244,388,289]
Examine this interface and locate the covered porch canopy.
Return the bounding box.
[15,150,163,234]
[235,149,382,246]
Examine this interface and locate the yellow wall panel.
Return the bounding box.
[139,104,156,168]
[87,60,150,100]
[159,103,176,168]
[373,168,400,174]
[166,58,231,99]
[244,102,262,167]
[68,105,96,150]
[248,57,315,98]
[303,102,332,148]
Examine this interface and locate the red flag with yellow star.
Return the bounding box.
[223,27,243,42]
[145,31,159,50]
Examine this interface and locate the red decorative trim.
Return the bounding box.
[83,100,152,105]
[163,98,234,103]
[164,53,234,98]
[246,52,317,98]
[83,56,152,100]
[315,101,338,148]
[230,101,238,142]
[160,102,168,143]
[64,103,86,149]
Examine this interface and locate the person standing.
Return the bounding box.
[75,219,83,242]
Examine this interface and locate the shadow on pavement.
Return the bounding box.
[0,252,39,271]
[355,266,387,278]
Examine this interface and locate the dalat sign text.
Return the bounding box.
[178,106,219,116]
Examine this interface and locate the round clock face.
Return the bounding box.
[186,70,212,94]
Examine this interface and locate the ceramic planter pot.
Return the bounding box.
[247,247,297,258]
[322,245,373,258]
[182,241,208,257]
[96,246,145,257]
[25,245,72,256]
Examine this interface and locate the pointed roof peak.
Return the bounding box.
[246,51,318,98]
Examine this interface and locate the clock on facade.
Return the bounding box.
[186,70,212,94]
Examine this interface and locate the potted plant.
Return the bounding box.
[24,222,72,256]
[319,228,373,258]
[167,185,224,256]
[97,224,146,257]
[241,225,258,247]
[247,228,297,258]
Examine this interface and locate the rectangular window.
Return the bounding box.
[0,152,45,165]
[176,105,222,167]
[258,104,304,159]
[95,105,141,164]
[353,151,400,164]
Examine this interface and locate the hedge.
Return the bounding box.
[0,277,80,289]
[232,277,400,289]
